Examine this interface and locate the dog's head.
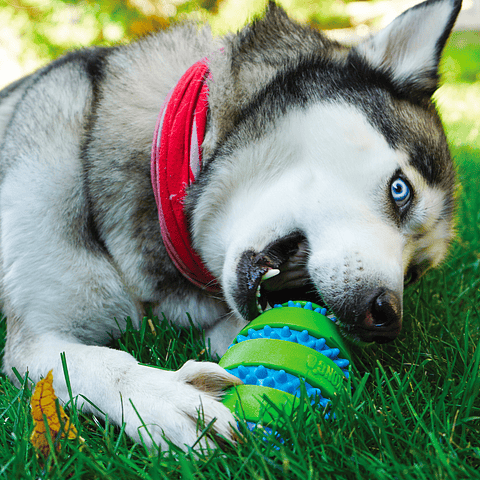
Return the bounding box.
[187,0,461,344]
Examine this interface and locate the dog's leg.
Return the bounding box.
[1,211,240,450]
[1,201,240,450]
[4,329,240,450]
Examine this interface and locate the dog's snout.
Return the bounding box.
[362,288,402,343]
[368,289,402,328]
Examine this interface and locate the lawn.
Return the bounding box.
[0,31,479,480]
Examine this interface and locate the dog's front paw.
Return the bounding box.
[120,360,242,450]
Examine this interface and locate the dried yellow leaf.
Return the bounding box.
[30,370,78,458]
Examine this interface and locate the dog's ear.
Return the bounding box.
[351,0,462,97]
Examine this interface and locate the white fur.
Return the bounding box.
[195,104,402,312]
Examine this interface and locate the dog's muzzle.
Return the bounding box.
[315,286,403,344]
[354,288,403,344]
[232,233,403,344]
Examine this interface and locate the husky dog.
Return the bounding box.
[0,0,460,450]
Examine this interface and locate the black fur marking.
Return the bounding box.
[408,140,455,188]
[13,48,116,256]
[79,47,116,256]
[203,51,454,192]
[0,76,31,101]
[28,48,112,98]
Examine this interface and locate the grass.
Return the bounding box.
[1,31,480,480]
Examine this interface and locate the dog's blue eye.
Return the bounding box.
[391,178,411,207]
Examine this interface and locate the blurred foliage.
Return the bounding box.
[0,0,369,83]
[440,30,480,84]
[2,0,475,89]
[436,30,480,150]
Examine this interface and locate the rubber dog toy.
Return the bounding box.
[219,301,351,429]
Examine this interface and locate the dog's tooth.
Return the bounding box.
[265,302,273,311]
[257,303,263,314]
[256,285,261,298]
[261,269,280,282]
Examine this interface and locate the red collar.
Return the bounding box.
[151,58,220,291]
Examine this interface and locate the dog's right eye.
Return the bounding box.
[404,267,419,286]
[391,177,412,207]
[405,261,429,286]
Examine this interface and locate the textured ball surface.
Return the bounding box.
[219,301,351,427]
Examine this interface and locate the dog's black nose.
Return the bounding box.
[361,288,402,343]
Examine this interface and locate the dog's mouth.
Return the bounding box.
[233,232,403,344]
[234,232,323,320]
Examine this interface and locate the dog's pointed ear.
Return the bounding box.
[351,0,462,97]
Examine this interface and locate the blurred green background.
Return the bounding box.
[0,0,364,88]
[1,0,476,85]
[1,0,478,156]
